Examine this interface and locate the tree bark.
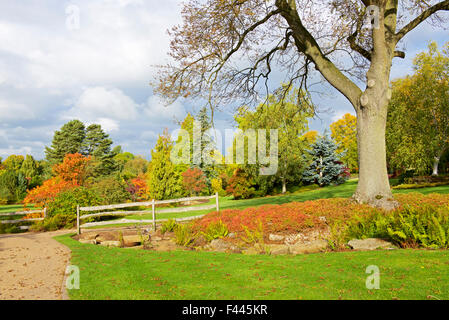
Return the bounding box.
[432,153,442,176]
[353,101,397,209]
[282,179,287,194]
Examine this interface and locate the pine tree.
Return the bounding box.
[45,120,86,164]
[194,107,217,184]
[302,135,347,187]
[148,130,182,200]
[83,124,117,176]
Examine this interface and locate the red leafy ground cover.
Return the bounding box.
[193,193,449,235]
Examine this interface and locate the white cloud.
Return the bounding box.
[0,98,36,121]
[65,86,138,122]
[144,96,186,123]
[95,118,120,133]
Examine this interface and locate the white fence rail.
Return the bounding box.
[0,208,46,230]
[77,193,219,234]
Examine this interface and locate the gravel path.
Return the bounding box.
[0,230,72,300]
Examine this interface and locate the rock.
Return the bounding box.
[284,233,302,245]
[289,239,328,254]
[267,244,289,255]
[209,239,232,252]
[79,232,99,241]
[79,239,97,245]
[123,235,145,247]
[242,247,260,255]
[99,241,121,247]
[269,234,285,241]
[348,238,395,251]
[96,232,118,242]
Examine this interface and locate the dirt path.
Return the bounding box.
[0,230,73,300]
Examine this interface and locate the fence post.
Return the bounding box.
[43,207,47,219]
[215,192,219,211]
[152,199,156,231]
[77,205,80,235]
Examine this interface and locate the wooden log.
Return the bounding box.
[80,210,151,220]
[79,201,152,212]
[0,209,44,217]
[154,195,216,205]
[156,204,216,214]
[77,205,80,235]
[1,218,44,224]
[79,195,216,212]
[215,192,219,211]
[152,199,156,231]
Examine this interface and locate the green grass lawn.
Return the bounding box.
[56,233,449,300]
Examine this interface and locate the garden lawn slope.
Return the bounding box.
[56,234,449,300]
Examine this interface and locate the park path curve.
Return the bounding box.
[0,230,72,300]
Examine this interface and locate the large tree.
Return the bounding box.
[235,86,312,193]
[330,113,358,171]
[156,0,449,209]
[386,41,449,175]
[45,120,86,164]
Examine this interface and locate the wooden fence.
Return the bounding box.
[0,208,46,230]
[77,193,219,234]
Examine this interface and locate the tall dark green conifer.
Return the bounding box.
[45,120,86,164]
[302,136,347,187]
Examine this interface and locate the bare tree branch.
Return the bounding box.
[395,0,449,42]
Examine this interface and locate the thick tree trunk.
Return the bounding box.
[281,179,287,194]
[353,104,396,209]
[432,156,440,176]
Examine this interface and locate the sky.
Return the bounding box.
[0,0,447,160]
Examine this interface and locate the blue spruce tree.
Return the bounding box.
[302,135,347,187]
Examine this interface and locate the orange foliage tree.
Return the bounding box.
[24,153,91,207]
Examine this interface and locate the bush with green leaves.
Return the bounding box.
[174,223,197,247]
[90,177,131,205]
[201,220,229,242]
[348,205,449,249]
[0,170,27,203]
[46,186,101,218]
[161,219,178,234]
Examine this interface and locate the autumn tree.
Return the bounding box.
[386,42,449,175]
[156,0,449,209]
[182,167,207,196]
[52,153,92,186]
[330,113,358,171]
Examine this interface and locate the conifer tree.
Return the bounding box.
[45,120,86,164]
[148,129,182,200]
[302,136,347,187]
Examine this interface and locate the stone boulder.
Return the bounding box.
[269,234,285,241]
[267,244,289,255]
[348,238,395,251]
[99,241,121,247]
[123,235,142,247]
[289,239,328,254]
[79,239,97,245]
[207,238,239,253]
[78,232,99,241]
